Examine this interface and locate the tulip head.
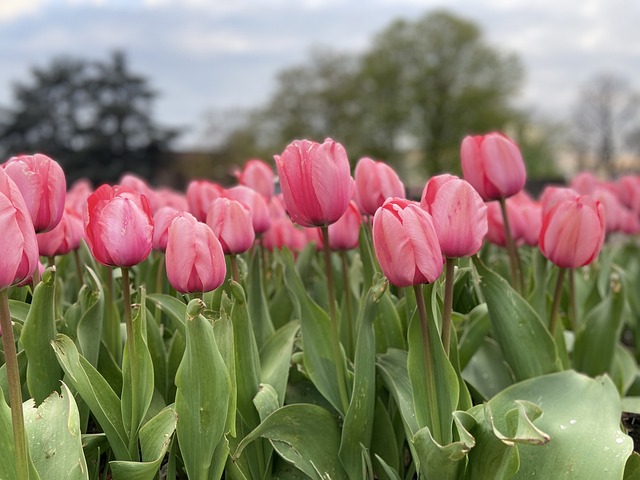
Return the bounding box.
[206,197,255,254]
[224,185,271,234]
[354,157,405,216]
[329,200,362,251]
[372,198,443,288]
[153,206,181,253]
[461,132,526,201]
[236,158,275,201]
[37,206,84,257]
[186,179,224,222]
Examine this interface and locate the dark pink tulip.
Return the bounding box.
[153,206,181,253]
[354,157,405,216]
[206,197,255,254]
[263,218,306,252]
[329,201,361,251]
[37,207,84,257]
[224,185,271,234]
[236,158,275,201]
[274,138,353,227]
[84,184,154,267]
[461,132,526,201]
[186,179,224,222]
[165,212,226,293]
[0,168,39,288]
[420,174,487,258]
[539,195,605,268]
[372,198,443,288]
[485,199,524,247]
[3,153,66,233]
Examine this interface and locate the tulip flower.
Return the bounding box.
[165,212,226,293]
[373,198,443,288]
[224,185,271,234]
[512,193,542,247]
[206,197,255,255]
[485,200,523,247]
[262,218,306,253]
[460,132,526,202]
[186,179,224,222]
[84,184,154,268]
[153,206,182,253]
[329,200,361,251]
[3,153,66,233]
[236,158,275,200]
[540,186,580,217]
[274,138,353,228]
[354,157,405,216]
[37,206,84,258]
[66,178,93,217]
[420,174,487,258]
[120,173,161,213]
[569,171,600,195]
[156,187,189,211]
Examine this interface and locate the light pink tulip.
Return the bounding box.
[485,199,524,247]
[84,184,154,267]
[262,218,306,252]
[3,153,66,233]
[153,206,182,252]
[120,173,160,213]
[165,212,226,293]
[37,207,84,257]
[539,195,605,268]
[236,158,275,200]
[186,179,224,222]
[65,178,93,217]
[354,157,405,216]
[224,185,271,234]
[206,197,255,254]
[155,187,189,211]
[329,201,361,251]
[274,138,353,227]
[569,171,600,195]
[420,174,487,258]
[461,132,526,201]
[511,192,542,247]
[539,186,580,217]
[373,198,443,287]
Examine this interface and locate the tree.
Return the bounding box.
[570,73,639,175]
[0,51,178,185]
[215,9,528,183]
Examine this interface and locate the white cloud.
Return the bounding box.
[0,0,45,22]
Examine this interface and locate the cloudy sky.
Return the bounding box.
[1,0,639,148]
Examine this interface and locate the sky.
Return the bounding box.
[1,0,639,149]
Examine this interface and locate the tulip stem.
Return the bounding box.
[499,197,523,293]
[0,289,29,480]
[121,267,140,460]
[73,249,84,283]
[321,225,350,415]
[31,262,41,287]
[549,267,566,335]
[340,251,355,359]
[442,257,457,357]
[568,268,577,332]
[230,254,240,283]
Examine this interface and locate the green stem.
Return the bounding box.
[31,261,41,287]
[340,251,355,359]
[442,257,457,357]
[498,197,522,293]
[153,255,165,325]
[230,254,240,284]
[104,266,122,362]
[413,284,441,443]
[321,225,350,415]
[0,289,29,480]
[121,267,139,459]
[73,249,83,284]
[568,268,577,332]
[549,267,566,335]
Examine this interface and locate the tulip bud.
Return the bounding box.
[206,197,255,254]
[3,153,67,233]
[186,179,224,222]
[37,206,84,257]
[461,132,526,201]
[372,198,443,287]
[262,218,306,252]
[66,178,93,217]
[329,201,362,251]
[165,212,226,293]
[539,195,605,268]
[274,138,353,227]
[153,206,181,253]
[354,157,405,216]
[420,174,487,258]
[84,184,154,267]
[485,199,524,247]
[236,158,275,201]
[511,192,542,247]
[224,185,271,234]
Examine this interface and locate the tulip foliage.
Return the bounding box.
[1,135,640,480]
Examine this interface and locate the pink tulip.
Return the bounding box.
[236,158,275,200]
[84,184,154,267]
[206,197,255,254]
[485,199,524,247]
[461,132,526,201]
[539,195,605,268]
[511,192,542,247]
[354,157,405,216]
[0,167,39,288]
[66,178,93,217]
[274,138,353,227]
[329,201,361,251]
[37,207,84,257]
[304,227,324,251]
[224,185,271,234]
[120,173,160,213]
[614,175,640,210]
[569,171,600,195]
[592,187,625,233]
[3,153,66,233]
[372,198,443,287]
[186,179,224,222]
[153,206,181,252]
[165,212,226,293]
[263,218,306,252]
[539,186,580,217]
[155,187,189,211]
[268,194,288,220]
[420,174,487,258]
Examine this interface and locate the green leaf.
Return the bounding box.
[376,349,419,436]
[213,302,237,437]
[457,303,490,369]
[472,256,560,381]
[175,299,231,479]
[23,383,89,480]
[370,398,400,479]
[21,267,63,404]
[51,334,130,460]
[145,293,186,336]
[624,452,640,480]
[260,321,299,407]
[611,345,638,396]
[462,338,515,401]
[247,249,276,348]
[8,299,30,324]
[75,267,105,368]
[109,406,178,480]
[234,403,348,480]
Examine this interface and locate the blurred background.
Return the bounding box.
[1,0,639,194]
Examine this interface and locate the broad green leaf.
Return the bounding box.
[23,383,88,480]
[457,303,490,369]
[175,299,230,479]
[145,293,186,336]
[462,338,515,401]
[260,321,299,406]
[376,349,419,436]
[375,291,406,353]
[247,249,275,348]
[0,350,28,412]
[0,388,20,479]
[234,403,348,480]
[121,288,154,458]
[8,299,29,324]
[339,277,384,478]
[110,406,177,480]
[624,452,640,480]
[52,334,130,460]
[75,267,105,368]
[611,345,638,396]
[370,398,400,480]
[21,267,63,404]
[472,256,560,381]
[213,302,237,437]
[253,383,280,421]
[144,305,168,402]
